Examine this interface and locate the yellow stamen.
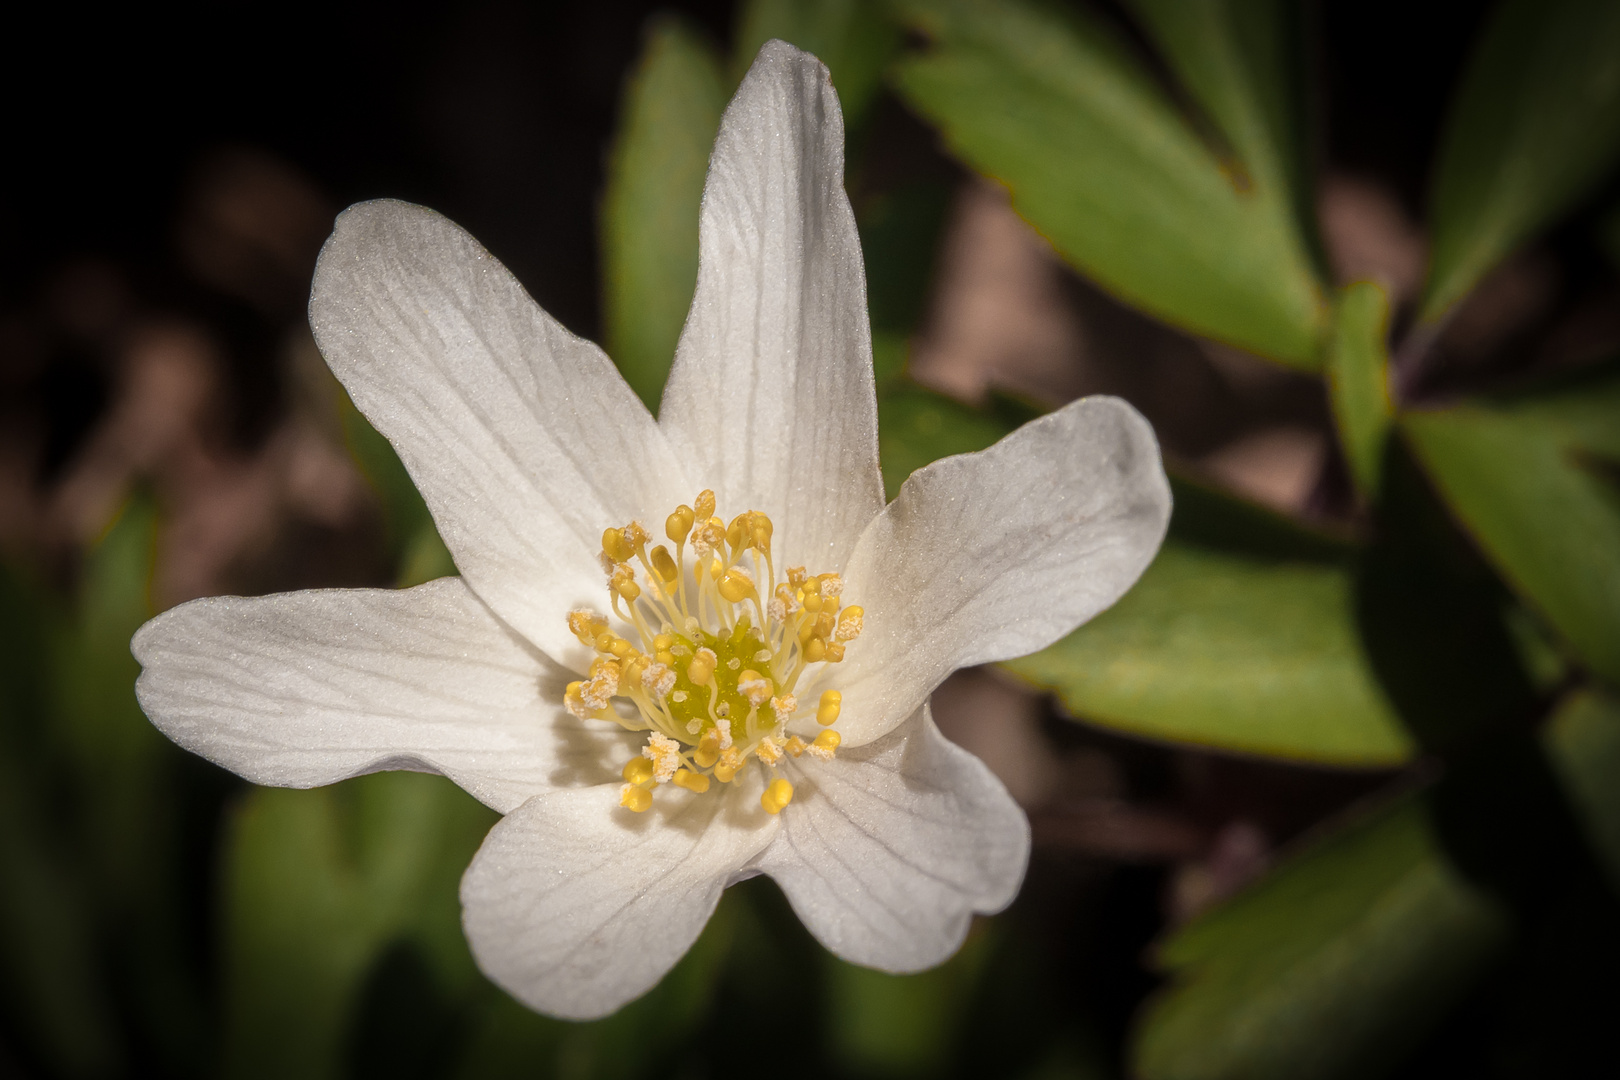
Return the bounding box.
[817,690,841,726]
[667,505,695,543]
[620,784,653,812]
[673,768,711,793]
[761,778,794,814]
[622,757,655,786]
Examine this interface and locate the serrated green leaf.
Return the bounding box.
[221,773,496,1080]
[733,0,900,129]
[1134,798,1509,1080]
[1542,687,1620,890]
[1325,281,1394,499]
[602,18,725,412]
[1422,0,1620,322]
[893,0,1326,367]
[1403,362,1620,686]
[1006,479,1412,766]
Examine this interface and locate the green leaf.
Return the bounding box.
[876,381,1038,498]
[1133,798,1510,1080]
[338,395,455,587]
[1403,362,1620,686]
[823,927,995,1077]
[1006,479,1413,766]
[1422,0,1620,322]
[1325,281,1394,499]
[1542,687,1620,890]
[1123,0,1315,253]
[221,773,496,1080]
[733,0,900,130]
[602,17,725,412]
[893,0,1326,367]
[0,566,123,1077]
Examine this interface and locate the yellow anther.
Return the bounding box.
[816,611,836,638]
[567,610,609,645]
[738,669,772,705]
[657,650,675,666]
[694,489,716,521]
[695,727,721,767]
[836,605,864,642]
[804,637,827,663]
[761,778,794,814]
[602,527,634,563]
[756,738,784,765]
[688,647,717,685]
[813,729,841,752]
[673,769,711,794]
[751,514,773,551]
[726,513,749,551]
[771,693,797,718]
[594,631,615,652]
[787,566,808,588]
[620,784,653,813]
[606,636,633,659]
[650,545,679,583]
[622,757,655,785]
[713,746,743,783]
[718,566,756,604]
[667,505,694,543]
[624,654,650,683]
[623,521,650,551]
[564,681,589,718]
[802,590,822,613]
[825,642,846,662]
[817,690,841,726]
[785,735,808,757]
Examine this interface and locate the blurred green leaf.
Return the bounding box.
[1421,0,1620,323]
[1543,687,1620,890]
[1403,361,1620,686]
[1008,479,1413,767]
[602,17,725,412]
[221,772,496,1080]
[893,0,1326,367]
[0,565,122,1077]
[824,927,994,1077]
[1134,797,1510,1080]
[734,0,900,129]
[877,381,1040,498]
[1124,0,1315,254]
[338,395,455,587]
[1325,281,1394,499]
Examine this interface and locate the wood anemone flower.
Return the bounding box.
[132,41,1171,1020]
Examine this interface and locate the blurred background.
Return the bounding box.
[4,1,1620,1077]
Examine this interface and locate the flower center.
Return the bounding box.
[563,489,861,817]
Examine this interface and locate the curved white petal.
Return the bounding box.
[754,705,1028,972]
[309,200,689,664]
[659,40,883,574]
[461,779,776,1020]
[132,579,636,814]
[837,396,1170,744]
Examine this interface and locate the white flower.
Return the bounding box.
[131,42,1170,1020]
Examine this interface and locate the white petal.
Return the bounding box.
[837,396,1170,744]
[461,779,776,1020]
[754,705,1028,972]
[309,200,690,664]
[658,40,883,574]
[132,579,636,814]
